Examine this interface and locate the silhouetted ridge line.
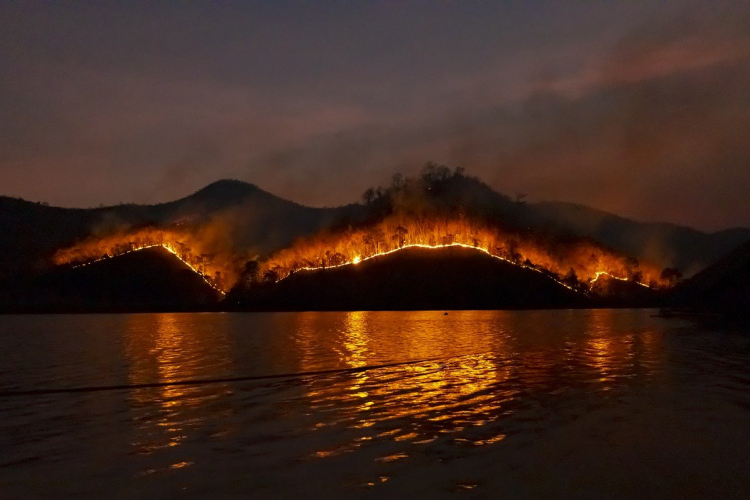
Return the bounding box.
[4,164,749,313]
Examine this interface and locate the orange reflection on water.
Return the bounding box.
[342,310,371,369]
[583,309,663,388]
[116,310,664,467]
[297,310,664,458]
[124,313,233,465]
[301,311,515,449]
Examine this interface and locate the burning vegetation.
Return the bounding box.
[53,226,241,294]
[241,164,669,293]
[246,214,665,292]
[53,164,674,297]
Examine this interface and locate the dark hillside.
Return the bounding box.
[2,171,747,301]
[0,180,358,279]
[533,201,750,276]
[671,241,750,318]
[227,246,589,311]
[0,247,222,313]
[361,168,749,276]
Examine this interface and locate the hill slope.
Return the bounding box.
[0,247,223,313]
[3,173,748,292]
[534,201,750,276]
[0,179,357,279]
[671,241,750,318]
[227,246,589,311]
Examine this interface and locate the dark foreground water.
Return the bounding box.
[1,310,750,499]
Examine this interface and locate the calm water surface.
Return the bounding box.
[1,310,749,499]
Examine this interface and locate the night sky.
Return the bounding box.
[2,1,749,231]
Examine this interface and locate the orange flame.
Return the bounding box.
[53,227,237,294]
[258,214,666,290]
[54,214,668,294]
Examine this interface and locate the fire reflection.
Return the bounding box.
[298,310,663,458]
[123,313,233,468]
[301,311,515,451]
[341,311,370,369]
[583,309,663,388]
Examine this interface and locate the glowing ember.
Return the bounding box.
[275,243,581,292]
[54,213,668,295]
[258,215,667,291]
[53,228,235,294]
[73,244,226,295]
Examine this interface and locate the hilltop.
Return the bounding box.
[226,246,589,311]
[3,169,747,283]
[0,179,357,280]
[1,164,748,312]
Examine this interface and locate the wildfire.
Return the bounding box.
[54,213,668,296]
[73,244,226,295]
[589,271,651,289]
[256,214,668,291]
[275,242,581,291]
[53,227,237,294]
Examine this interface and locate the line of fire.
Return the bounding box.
[52,214,671,297]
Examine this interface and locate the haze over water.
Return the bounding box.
[1,310,750,498]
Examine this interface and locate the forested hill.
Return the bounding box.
[0,180,358,279]
[2,169,748,285]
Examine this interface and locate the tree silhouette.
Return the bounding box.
[240,261,260,287]
[329,252,346,266]
[420,161,451,183]
[262,269,279,283]
[371,228,385,252]
[625,257,641,281]
[507,239,521,263]
[562,268,579,288]
[362,187,376,205]
[660,267,683,286]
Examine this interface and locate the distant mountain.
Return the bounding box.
[2,171,747,293]
[226,246,588,311]
[359,171,748,278]
[0,247,222,313]
[533,201,750,277]
[671,241,750,318]
[0,179,358,279]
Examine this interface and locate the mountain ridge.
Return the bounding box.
[2,175,748,285]
[533,200,750,275]
[670,241,750,320]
